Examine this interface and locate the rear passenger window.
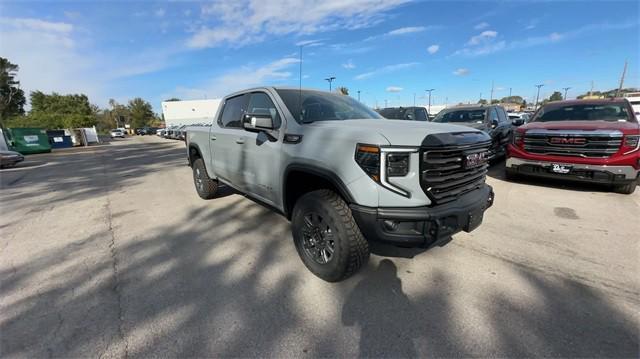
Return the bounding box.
[247,92,281,128]
[415,108,428,121]
[219,94,248,128]
[497,108,508,123]
[489,108,499,123]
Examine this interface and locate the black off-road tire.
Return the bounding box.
[291,189,369,282]
[192,158,218,199]
[613,182,637,195]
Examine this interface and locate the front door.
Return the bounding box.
[237,92,284,205]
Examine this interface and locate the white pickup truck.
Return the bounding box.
[187,87,494,281]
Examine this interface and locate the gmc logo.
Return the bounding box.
[549,137,587,145]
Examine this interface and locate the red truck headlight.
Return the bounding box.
[622,135,640,154]
[513,129,525,148]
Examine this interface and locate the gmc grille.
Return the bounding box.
[523,130,623,158]
[420,141,491,205]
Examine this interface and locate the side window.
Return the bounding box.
[415,108,428,121]
[403,108,416,121]
[489,108,499,123]
[219,94,248,128]
[247,92,281,128]
[497,108,508,124]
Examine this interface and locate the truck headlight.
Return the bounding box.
[386,153,410,177]
[622,135,640,154]
[355,144,380,182]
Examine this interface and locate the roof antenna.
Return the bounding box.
[298,44,303,122]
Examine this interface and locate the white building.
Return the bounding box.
[161,99,222,126]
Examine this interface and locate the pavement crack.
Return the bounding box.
[103,158,129,359]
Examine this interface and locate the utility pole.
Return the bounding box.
[509,87,512,98]
[589,81,594,97]
[616,60,628,98]
[324,76,335,91]
[425,89,435,114]
[534,84,544,109]
[357,90,361,101]
[384,99,388,107]
[489,81,494,103]
[413,93,416,106]
[562,87,571,99]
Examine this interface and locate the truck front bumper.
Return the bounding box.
[350,185,494,247]
[506,157,639,185]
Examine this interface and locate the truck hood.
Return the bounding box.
[308,119,487,146]
[522,120,640,133]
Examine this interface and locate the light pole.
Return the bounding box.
[413,93,416,106]
[357,90,361,101]
[325,76,336,91]
[534,84,544,109]
[562,87,571,99]
[425,89,435,114]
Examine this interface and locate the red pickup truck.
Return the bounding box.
[506,98,639,194]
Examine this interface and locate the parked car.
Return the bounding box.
[156,128,165,136]
[176,125,187,141]
[506,98,639,194]
[432,105,512,161]
[186,87,495,281]
[110,129,125,138]
[624,92,640,115]
[376,106,429,121]
[508,112,531,126]
[0,150,25,168]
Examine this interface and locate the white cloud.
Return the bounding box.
[468,30,497,45]
[386,86,403,92]
[386,26,425,36]
[295,39,323,47]
[154,8,166,17]
[455,20,639,57]
[474,22,489,30]
[427,44,439,54]
[342,59,356,69]
[188,0,409,48]
[0,17,73,33]
[453,68,469,76]
[354,62,419,80]
[168,57,300,100]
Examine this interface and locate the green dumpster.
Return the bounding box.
[7,128,52,154]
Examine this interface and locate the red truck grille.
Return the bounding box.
[523,130,623,158]
[420,141,491,205]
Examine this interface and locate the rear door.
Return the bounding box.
[237,91,284,205]
[496,107,512,147]
[211,94,249,187]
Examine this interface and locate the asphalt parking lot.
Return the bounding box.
[1,135,638,358]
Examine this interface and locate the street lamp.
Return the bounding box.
[325,76,336,91]
[357,90,361,101]
[562,87,571,99]
[425,89,435,114]
[534,84,544,109]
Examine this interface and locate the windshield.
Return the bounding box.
[276,89,383,123]
[533,103,632,122]
[433,109,486,123]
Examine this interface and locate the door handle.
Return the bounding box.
[211,136,217,141]
[235,139,245,144]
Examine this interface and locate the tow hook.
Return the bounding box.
[487,189,495,209]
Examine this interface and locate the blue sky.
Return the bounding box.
[1,0,638,112]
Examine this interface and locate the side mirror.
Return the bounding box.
[491,119,499,128]
[512,118,525,126]
[405,113,414,121]
[243,113,274,132]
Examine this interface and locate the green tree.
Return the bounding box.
[7,91,97,129]
[478,99,488,105]
[549,91,563,102]
[128,97,154,128]
[491,99,500,104]
[0,57,26,124]
[336,87,349,95]
[500,95,524,104]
